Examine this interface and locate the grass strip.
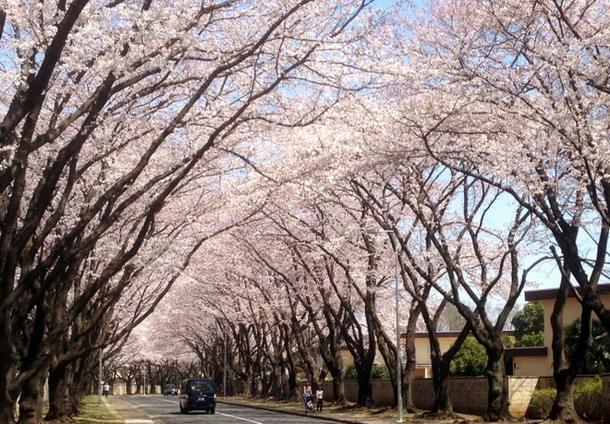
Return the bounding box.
[74,395,124,424]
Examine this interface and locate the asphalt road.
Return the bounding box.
[119,395,342,424]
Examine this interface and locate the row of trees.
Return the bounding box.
[0,0,374,423]
[3,1,610,424]
[143,1,610,424]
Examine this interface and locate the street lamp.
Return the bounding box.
[223,328,227,399]
[367,228,403,423]
[98,348,103,407]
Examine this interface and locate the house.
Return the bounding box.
[338,344,386,370]
[414,331,516,378]
[504,346,548,376]
[509,283,610,376]
[339,284,610,379]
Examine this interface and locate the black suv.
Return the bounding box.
[179,378,216,414]
[164,384,178,396]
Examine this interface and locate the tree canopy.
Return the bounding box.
[2,0,610,423]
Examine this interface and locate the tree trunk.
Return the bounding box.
[67,377,83,417]
[45,363,71,421]
[356,371,373,407]
[241,373,252,397]
[0,391,16,424]
[484,346,510,421]
[429,322,470,418]
[373,326,402,410]
[126,377,133,395]
[330,369,347,405]
[431,372,452,415]
[430,339,453,415]
[546,266,588,424]
[270,364,283,400]
[549,370,583,424]
[353,343,376,407]
[403,300,420,413]
[0,348,17,424]
[17,370,46,424]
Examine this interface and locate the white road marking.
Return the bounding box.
[217,412,264,423]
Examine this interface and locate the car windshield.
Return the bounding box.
[190,380,213,391]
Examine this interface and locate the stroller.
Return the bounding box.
[305,396,314,412]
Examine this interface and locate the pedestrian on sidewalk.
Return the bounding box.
[315,387,323,412]
[303,382,313,412]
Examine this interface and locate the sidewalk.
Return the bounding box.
[105,396,155,424]
[105,395,398,424]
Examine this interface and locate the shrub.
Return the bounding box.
[526,388,555,419]
[345,365,358,380]
[450,337,487,376]
[344,364,390,380]
[525,378,603,421]
[573,377,603,421]
[371,365,390,379]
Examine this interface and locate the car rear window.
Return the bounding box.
[190,380,213,391]
[191,380,214,390]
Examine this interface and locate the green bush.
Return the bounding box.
[526,378,603,421]
[344,364,390,380]
[372,365,390,379]
[450,337,487,376]
[515,333,544,347]
[526,388,556,419]
[574,377,603,421]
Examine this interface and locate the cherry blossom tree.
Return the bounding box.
[386,0,610,422]
[331,89,543,418]
[260,194,393,407]
[0,0,374,422]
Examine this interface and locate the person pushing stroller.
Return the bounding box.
[303,382,313,412]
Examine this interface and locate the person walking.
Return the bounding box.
[302,382,313,412]
[103,383,110,397]
[315,386,323,412]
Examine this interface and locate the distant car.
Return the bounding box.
[179,377,216,414]
[164,384,178,396]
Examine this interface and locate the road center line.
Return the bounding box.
[217,412,264,423]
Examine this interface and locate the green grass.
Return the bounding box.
[73,396,123,424]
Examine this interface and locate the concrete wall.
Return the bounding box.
[109,383,161,396]
[323,376,551,418]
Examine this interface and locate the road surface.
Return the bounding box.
[118,395,342,424]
